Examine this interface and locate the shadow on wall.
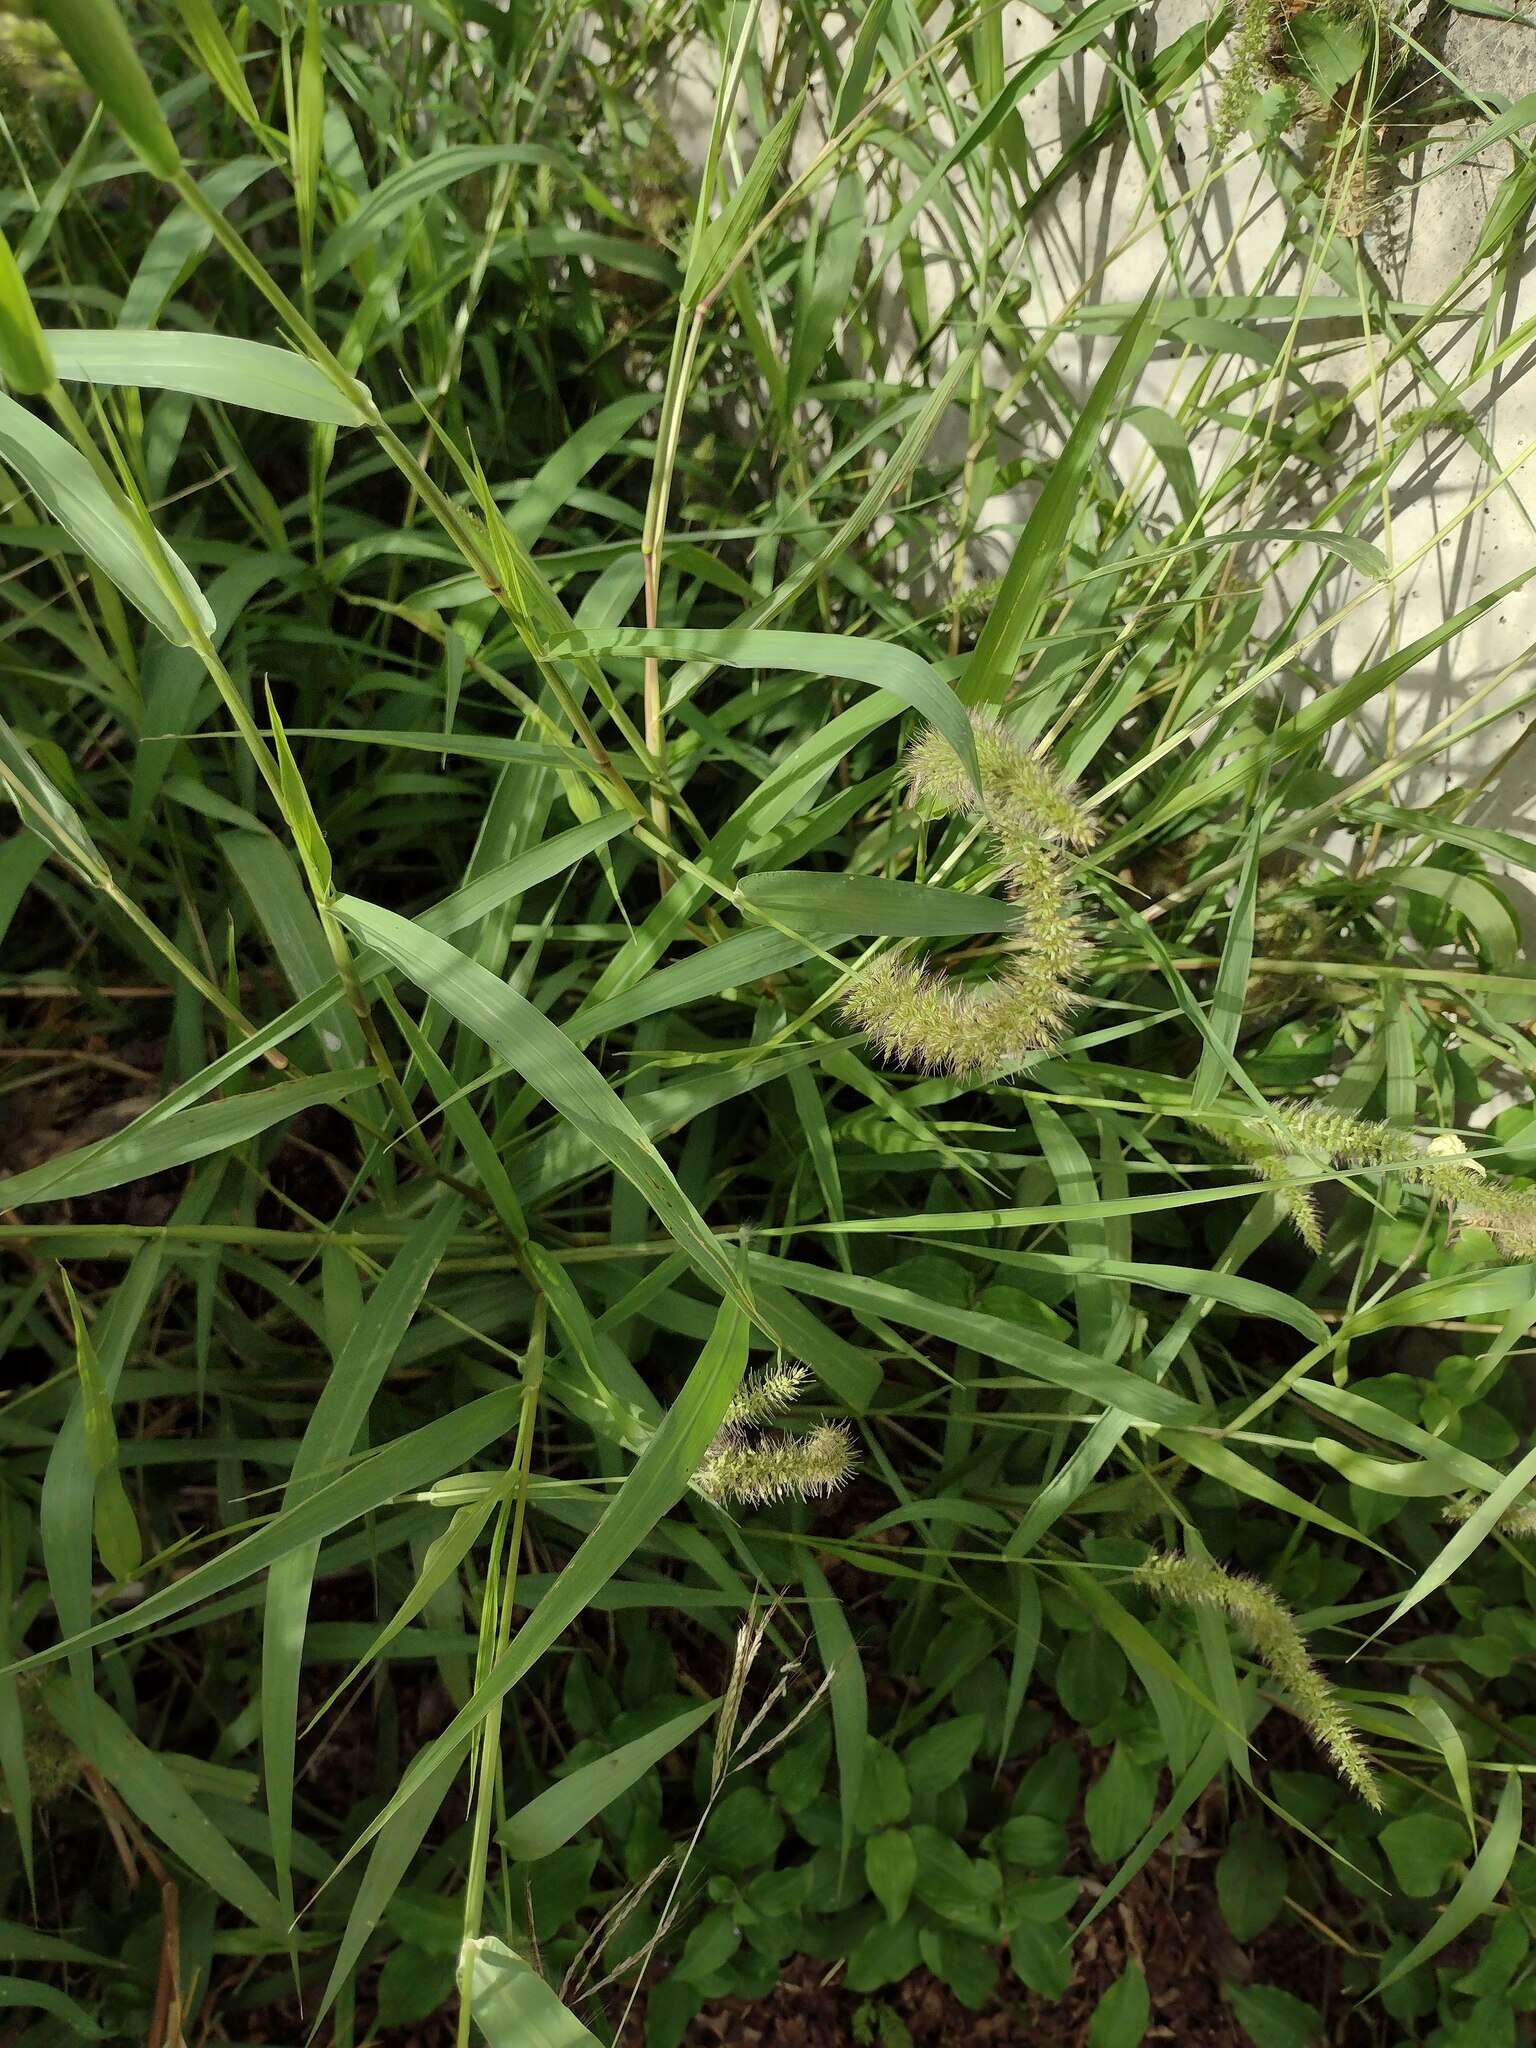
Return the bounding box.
[654,0,1536,824]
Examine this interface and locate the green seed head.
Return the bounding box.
[1139,1551,1380,1807]
[905,710,1097,850]
[1443,1491,1536,1540]
[1199,1102,1514,1256]
[723,1360,811,1430]
[695,1422,855,1508]
[1460,1189,1536,1263]
[846,713,1097,1074]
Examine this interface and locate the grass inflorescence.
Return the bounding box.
[1139,1552,1382,1808]
[0,0,1533,2039]
[844,713,1099,1073]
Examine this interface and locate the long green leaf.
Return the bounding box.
[44,331,367,424]
[15,1388,526,1671]
[60,1272,141,1584]
[500,1698,718,1861]
[962,290,1158,705]
[0,1069,371,1211]
[740,870,1015,937]
[466,1936,601,2046]
[802,1550,865,1879]
[1376,1776,1522,1992]
[315,142,561,284]
[0,393,213,644]
[262,1197,463,1922]
[333,895,752,1315]
[324,1298,749,1880]
[42,1680,288,1936]
[559,625,979,792]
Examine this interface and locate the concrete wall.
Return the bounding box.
[660,1,1536,820]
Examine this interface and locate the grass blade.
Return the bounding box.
[45,331,368,424]
[333,895,753,1316]
[0,393,213,644]
[465,1936,600,2046]
[1376,1776,1522,1993]
[262,1197,464,1924]
[0,1070,371,1211]
[499,1698,719,1861]
[962,290,1158,707]
[322,1297,749,1883]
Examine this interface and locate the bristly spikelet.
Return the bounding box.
[842,847,1091,1076]
[1105,1461,1186,1540]
[1139,1552,1381,1807]
[724,1361,811,1430]
[1273,1105,1491,1205]
[845,712,1099,1075]
[1443,1492,1536,1540]
[1458,1189,1536,1264]
[1199,1102,1524,1257]
[1329,140,1392,241]
[693,1364,856,1511]
[1213,0,1284,151]
[942,577,1004,631]
[1198,1116,1324,1252]
[0,1677,79,1813]
[694,1423,856,1507]
[903,711,1097,851]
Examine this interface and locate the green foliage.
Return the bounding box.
[0,0,1534,2042]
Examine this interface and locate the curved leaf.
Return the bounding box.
[0,394,213,644]
[46,330,368,425]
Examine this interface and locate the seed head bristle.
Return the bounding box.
[1139,1551,1381,1807]
[694,1422,857,1508]
[846,712,1097,1074]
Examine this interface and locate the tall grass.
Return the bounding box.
[3,0,1536,2041]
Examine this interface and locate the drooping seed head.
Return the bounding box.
[904,711,1097,850]
[1139,1551,1381,1807]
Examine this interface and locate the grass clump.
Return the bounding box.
[0,0,1534,2041]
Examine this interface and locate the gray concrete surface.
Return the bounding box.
[661,1,1536,821]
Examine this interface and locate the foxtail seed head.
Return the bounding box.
[1444,1491,1536,1540]
[1139,1551,1381,1807]
[1199,1101,1527,1258]
[845,712,1098,1075]
[694,1422,856,1508]
[1460,1189,1536,1264]
[1195,1115,1324,1252]
[693,1362,855,1511]
[904,710,1096,850]
[722,1361,812,1430]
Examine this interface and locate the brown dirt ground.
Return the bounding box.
[681,1848,1369,2048]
